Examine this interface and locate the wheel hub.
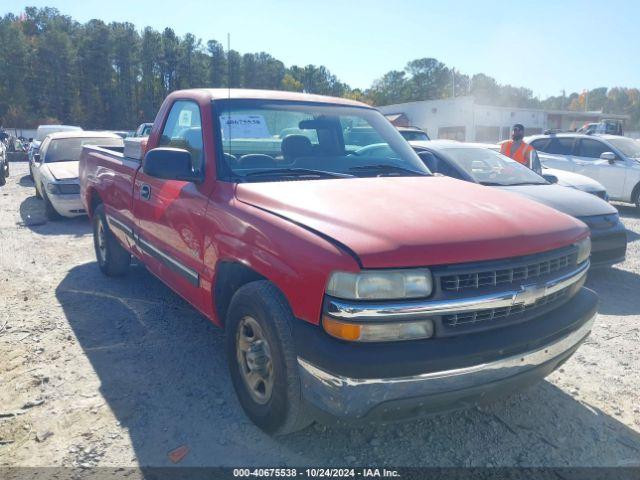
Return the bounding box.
[236,316,274,404]
[97,219,107,263]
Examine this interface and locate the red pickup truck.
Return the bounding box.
[80,89,597,434]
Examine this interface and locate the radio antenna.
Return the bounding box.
[226,32,231,156]
[227,33,231,100]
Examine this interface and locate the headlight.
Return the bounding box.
[575,237,591,264]
[46,183,79,195]
[323,316,434,342]
[326,269,433,300]
[46,183,60,195]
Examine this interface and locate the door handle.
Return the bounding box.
[140,184,151,200]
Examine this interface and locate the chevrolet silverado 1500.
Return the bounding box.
[80,89,597,434]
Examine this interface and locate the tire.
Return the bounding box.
[634,187,640,212]
[226,280,313,435]
[0,170,5,186]
[92,204,131,276]
[43,191,61,221]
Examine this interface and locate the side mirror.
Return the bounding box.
[33,153,41,163]
[143,148,200,182]
[543,174,558,184]
[600,152,617,164]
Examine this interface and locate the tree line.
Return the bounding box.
[1,7,640,130]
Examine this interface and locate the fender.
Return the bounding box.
[201,194,359,327]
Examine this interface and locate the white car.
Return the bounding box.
[471,143,609,200]
[542,166,608,200]
[33,131,123,219]
[525,133,640,209]
[28,125,82,179]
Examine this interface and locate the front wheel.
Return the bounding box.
[226,280,313,435]
[93,204,131,276]
[43,191,61,220]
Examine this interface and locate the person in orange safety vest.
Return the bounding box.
[500,124,540,171]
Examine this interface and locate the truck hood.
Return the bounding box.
[542,167,605,193]
[235,177,588,268]
[46,161,79,181]
[495,184,616,218]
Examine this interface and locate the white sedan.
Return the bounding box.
[33,131,123,219]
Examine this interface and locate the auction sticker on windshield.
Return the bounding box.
[221,114,271,139]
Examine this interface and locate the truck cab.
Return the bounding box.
[80,89,597,434]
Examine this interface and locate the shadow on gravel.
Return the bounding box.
[586,267,640,316]
[18,174,34,187]
[18,195,90,236]
[56,262,640,468]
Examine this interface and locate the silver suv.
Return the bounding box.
[526,133,640,210]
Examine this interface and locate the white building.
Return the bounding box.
[379,96,628,143]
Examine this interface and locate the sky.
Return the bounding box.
[7,0,640,99]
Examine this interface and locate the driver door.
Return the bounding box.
[574,138,626,198]
[33,137,50,194]
[133,100,211,312]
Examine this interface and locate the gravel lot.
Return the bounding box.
[1,161,639,469]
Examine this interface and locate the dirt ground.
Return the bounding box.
[1,161,639,469]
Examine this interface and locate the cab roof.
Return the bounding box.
[170,88,372,108]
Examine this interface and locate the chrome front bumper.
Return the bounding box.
[298,311,595,420]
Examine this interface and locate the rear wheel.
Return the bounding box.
[93,204,130,276]
[226,280,313,435]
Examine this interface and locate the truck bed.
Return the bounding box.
[79,144,142,236]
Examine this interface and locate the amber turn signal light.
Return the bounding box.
[322,316,361,341]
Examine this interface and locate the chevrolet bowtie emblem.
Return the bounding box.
[513,284,548,306]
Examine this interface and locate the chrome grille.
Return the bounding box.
[443,288,569,327]
[441,253,573,292]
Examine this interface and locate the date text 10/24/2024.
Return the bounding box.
[233,468,401,478]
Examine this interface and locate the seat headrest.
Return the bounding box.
[281,135,312,161]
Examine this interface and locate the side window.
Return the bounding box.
[530,139,549,151]
[418,152,464,180]
[39,138,50,162]
[544,137,574,155]
[576,139,610,159]
[159,100,204,172]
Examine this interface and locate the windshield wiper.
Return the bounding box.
[503,181,547,186]
[242,168,354,180]
[348,164,430,176]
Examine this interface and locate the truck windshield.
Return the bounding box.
[214,100,430,182]
[45,137,124,163]
[442,147,548,186]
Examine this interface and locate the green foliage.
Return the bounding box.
[1,8,640,130]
